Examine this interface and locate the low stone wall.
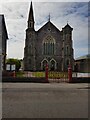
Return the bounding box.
[71,77,90,83]
[2,77,48,83]
[2,76,90,83]
[2,71,14,77]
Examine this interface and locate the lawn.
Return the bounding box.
[32,71,68,79]
[32,72,45,77]
[16,71,24,77]
[16,71,68,79]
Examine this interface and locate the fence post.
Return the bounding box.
[68,64,72,83]
[45,64,48,82]
[13,71,16,78]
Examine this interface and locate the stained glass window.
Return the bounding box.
[43,36,55,55]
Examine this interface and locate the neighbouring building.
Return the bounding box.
[74,54,90,73]
[24,2,74,71]
[0,15,8,71]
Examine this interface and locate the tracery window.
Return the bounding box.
[43,35,55,55]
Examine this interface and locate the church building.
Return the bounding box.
[24,2,74,71]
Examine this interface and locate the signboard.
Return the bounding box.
[6,64,16,71]
[11,64,16,71]
[6,64,10,71]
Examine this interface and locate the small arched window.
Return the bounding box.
[66,45,70,55]
[67,59,69,66]
[29,44,32,55]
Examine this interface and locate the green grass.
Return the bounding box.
[32,72,45,77]
[32,71,68,79]
[16,71,24,77]
[16,71,68,79]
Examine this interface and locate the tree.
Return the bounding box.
[6,58,21,72]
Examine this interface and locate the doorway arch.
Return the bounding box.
[41,58,48,71]
[50,59,57,71]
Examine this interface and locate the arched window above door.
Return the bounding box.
[43,35,56,55]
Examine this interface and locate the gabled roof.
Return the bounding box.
[75,54,90,60]
[37,21,61,33]
[62,23,73,31]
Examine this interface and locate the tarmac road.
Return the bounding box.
[2,83,88,118]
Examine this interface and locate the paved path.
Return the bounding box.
[0,83,2,119]
[2,83,88,118]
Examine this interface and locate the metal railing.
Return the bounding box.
[48,71,68,83]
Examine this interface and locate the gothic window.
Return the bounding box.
[67,46,68,55]
[66,59,69,68]
[29,22,33,28]
[41,59,48,71]
[66,34,69,40]
[66,45,70,55]
[29,44,32,55]
[29,33,32,38]
[30,22,31,27]
[50,60,55,71]
[43,35,55,55]
[43,43,45,55]
[29,59,31,64]
[67,59,69,66]
[52,43,54,55]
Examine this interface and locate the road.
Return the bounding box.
[2,83,88,118]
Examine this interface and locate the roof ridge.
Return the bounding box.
[37,21,61,32]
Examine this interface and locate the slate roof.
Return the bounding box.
[75,54,90,60]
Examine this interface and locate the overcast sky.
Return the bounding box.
[0,0,89,59]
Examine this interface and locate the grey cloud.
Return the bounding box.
[2,2,28,19]
[1,2,88,58]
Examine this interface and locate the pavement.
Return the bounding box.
[2,83,89,118]
[0,83,2,120]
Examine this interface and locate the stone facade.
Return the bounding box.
[24,2,74,71]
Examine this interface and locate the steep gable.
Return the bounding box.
[37,21,61,33]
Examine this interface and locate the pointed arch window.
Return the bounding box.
[29,44,32,55]
[30,22,32,28]
[43,35,55,55]
[65,59,70,68]
[66,45,70,55]
[29,21,34,28]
